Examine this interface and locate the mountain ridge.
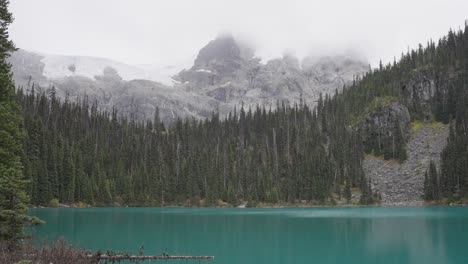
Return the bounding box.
[9,35,368,123]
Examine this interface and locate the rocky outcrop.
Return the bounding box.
[401,71,436,121]
[191,34,250,78]
[360,102,411,141]
[358,101,411,160]
[364,123,449,205]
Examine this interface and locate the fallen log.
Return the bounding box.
[87,254,214,260]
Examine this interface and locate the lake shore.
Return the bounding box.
[31,198,468,209]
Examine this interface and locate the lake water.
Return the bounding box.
[29,207,468,264]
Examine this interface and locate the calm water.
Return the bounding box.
[29,207,468,264]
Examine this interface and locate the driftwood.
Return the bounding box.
[87,254,214,261]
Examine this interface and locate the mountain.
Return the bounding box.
[9,35,368,123]
[10,49,176,85]
[14,26,468,207]
[9,49,220,123]
[174,34,368,111]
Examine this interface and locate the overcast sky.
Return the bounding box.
[9,0,468,69]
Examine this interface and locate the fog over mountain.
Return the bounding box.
[9,0,468,122]
[9,34,368,123]
[10,0,468,70]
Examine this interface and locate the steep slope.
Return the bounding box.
[364,123,449,205]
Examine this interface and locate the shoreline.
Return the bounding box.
[31,201,468,209]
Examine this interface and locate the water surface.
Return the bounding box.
[29,207,468,264]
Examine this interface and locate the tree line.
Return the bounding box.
[15,24,468,209]
[17,86,372,206]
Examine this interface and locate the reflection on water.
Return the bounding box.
[30,207,468,264]
[365,218,447,263]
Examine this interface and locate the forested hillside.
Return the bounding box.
[334,25,468,202]
[17,87,370,206]
[17,25,468,206]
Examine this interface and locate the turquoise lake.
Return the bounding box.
[29,207,468,264]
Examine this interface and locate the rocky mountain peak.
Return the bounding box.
[192,34,244,73]
[282,53,300,69]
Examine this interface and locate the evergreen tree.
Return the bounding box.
[423,171,432,200]
[0,0,31,247]
[429,161,440,200]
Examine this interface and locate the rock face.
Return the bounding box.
[49,69,222,124]
[8,35,368,123]
[360,102,411,144]
[174,35,368,113]
[401,71,436,121]
[358,101,412,160]
[364,123,449,205]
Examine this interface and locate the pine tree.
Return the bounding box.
[423,170,432,200]
[394,121,407,161]
[429,161,440,200]
[344,175,351,202]
[0,0,31,247]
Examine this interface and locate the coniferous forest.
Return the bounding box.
[15,25,468,206]
[17,88,368,206]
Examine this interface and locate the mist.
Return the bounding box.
[9,0,468,70]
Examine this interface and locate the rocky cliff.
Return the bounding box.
[174,34,368,112]
[359,100,411,160]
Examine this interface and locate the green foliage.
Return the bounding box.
[0,0,32,248]
[29,216,44,225]
[359,178,375,205]
[414,121,444,134]
[48,198,59,208]
[366,96,399,114]
[411,120,423,133]
[344,177,351,203]
[424,161,440,201]
[15,260,32,264]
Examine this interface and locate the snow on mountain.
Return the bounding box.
[175,35,369,111]
[36,53,176,85]
[9,35,369,123]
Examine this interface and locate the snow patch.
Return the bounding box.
[219,81,231,87]
[39,53,178,85]
[171,78,181,84]
[195,69,212,73]
[246,88,261,98]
